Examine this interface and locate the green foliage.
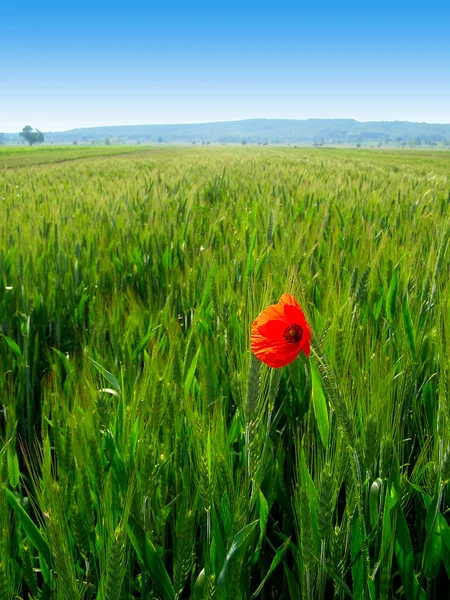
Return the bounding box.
[0,145,449,598]
[19,125,44,146]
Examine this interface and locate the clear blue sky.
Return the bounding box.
[2,0,450,132]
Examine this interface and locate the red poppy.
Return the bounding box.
[251,294,311,368]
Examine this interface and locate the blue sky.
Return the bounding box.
[2,0,450,131]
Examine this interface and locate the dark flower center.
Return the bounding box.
[283,323,303,344]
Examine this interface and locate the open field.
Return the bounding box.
[0,145,154,169]
[1,146,450,599]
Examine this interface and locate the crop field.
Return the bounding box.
[0,145,450,599]
[0,146,153,169]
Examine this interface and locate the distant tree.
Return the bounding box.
[72,139,78,145]
[0,133,5,145]
[409,137,422,148]
[105,137,111,145]
[356,143,361,148]
[241,139,247,145]
[19,125,44,146]
[157,136,163,143]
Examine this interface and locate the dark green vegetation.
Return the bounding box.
[3,118,450,146]
[1,146,450,599]
[19,127,45,147]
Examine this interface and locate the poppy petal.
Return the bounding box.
[252,297,289,328]
[301,343,311,357]
[299,333,311,356]
[283,303,306,323]
[257,319,287,340]
[251,335,302,368]
[279,293,301,308]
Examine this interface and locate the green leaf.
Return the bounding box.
[395,504,426,600]
[199,269,212,313]
[380,483,398,562]
[283,563,301,599]
[2,334,23,363]
[298,449,320,555]
[245,229,257,279]
[129,416,140,466]
[439,514,450,579]
[220,491,232,540]
[367,578,376,600]
[52,347,72,375]
[6,488,51,567]
[350,508,364,600]
[386,268,399,321]
[217,520,258,588]
[184,347,200,400]
[251,539,290,598]
[128,517,175,600]
[369,478,382,530]
[310,361,329,448]
[321,562,354,599]
[254,249,268,280]
[211,504,227,576]
[103,430,128,493]
[402,294,416,359]
[421,381,434,428]
[89,358,121,393]
[373,292,384,321]
[193,568,206,600]
[131,325,160,361]
[422,482,443,579]
[7,448,20,488]
[252,486,269,564]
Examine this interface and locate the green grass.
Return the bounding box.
[0,145,155,168]
[0,145,450,599]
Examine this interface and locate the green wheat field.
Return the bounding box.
[1,145,450,599]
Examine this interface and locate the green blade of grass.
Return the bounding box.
[310,361,329,448]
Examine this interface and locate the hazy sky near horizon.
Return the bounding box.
[2,0,450,132]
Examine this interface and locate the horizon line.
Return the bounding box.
[4,116,450,134]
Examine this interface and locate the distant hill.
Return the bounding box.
[3,119,450,146]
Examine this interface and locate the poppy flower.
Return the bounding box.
[251,294,311,368]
